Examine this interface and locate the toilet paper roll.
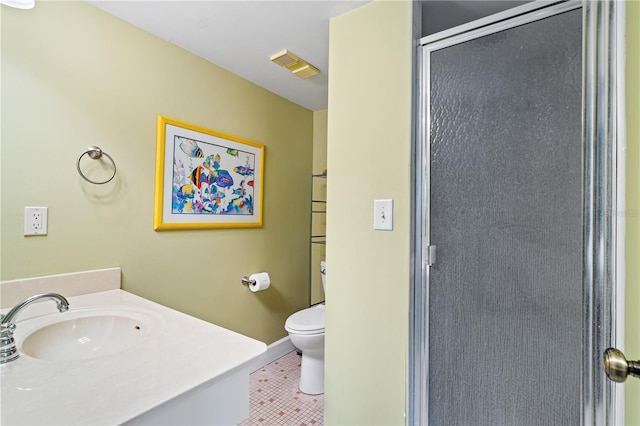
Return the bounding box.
[249,272,270,292]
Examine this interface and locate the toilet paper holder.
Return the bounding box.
[241,276,256,286]
[241,272,271,292]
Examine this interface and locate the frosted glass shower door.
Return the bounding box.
[425,7,583,425]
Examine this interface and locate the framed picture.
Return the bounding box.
[154,116,264,230]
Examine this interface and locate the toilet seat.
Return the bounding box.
[285,305,325,335]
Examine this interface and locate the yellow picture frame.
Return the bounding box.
[154,116,264,230]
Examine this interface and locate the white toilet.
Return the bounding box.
[285,260,326,395]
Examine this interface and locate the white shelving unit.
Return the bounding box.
[309,174,326,305]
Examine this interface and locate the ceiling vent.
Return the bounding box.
[292,64,319,79]
[270,50,299,68]
[270,50,319,79]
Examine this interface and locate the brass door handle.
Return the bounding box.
[603,348,640,383]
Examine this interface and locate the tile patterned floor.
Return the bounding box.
[238,351,324,426]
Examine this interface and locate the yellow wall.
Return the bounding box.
[625,1,640,424]
[0,1,313,345]
[325,1,413,424]
[313,109,328,175]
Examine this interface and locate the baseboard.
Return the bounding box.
[249,336,295,372]
[266,336,296,363]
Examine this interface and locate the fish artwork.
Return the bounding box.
[232,180,247,197]
[178,137,204,158]
[190,165,214,189]
[177,184,197,199]
[215,170,234,188]
[234,165,254,176]
[234,154,254,176]
[190,166,202,188]
[203,153,222,171]
[171,138,258,216]
[224,195,253,214]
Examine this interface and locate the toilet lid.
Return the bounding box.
[285,305,325,334]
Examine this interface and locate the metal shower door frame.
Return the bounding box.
[409,1,627,424]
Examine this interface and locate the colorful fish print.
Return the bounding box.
[224,195,253,214]
[190,166,204,189]
[202,156,212,170]
[177,184,196,199]
[201,202,215,213]
[203,154,222,172]
[178,138,203,158]
[212,190,226,201]
[232,180,247,197]
[215,170,234,188]
[172,145,258,215]
[203,184,223,197]
[190,166,215,189]
[234,165,254,176]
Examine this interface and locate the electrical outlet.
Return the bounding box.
[24,207,48,236]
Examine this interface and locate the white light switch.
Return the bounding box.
[374,199,393,231]
[24,207,48,236]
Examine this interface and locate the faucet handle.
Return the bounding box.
[0,322,16,333]
[0,324,18,363]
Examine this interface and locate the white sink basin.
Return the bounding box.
[18,307,163,361]
[2,288,267,426]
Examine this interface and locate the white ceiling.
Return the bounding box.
[86,0,370,111]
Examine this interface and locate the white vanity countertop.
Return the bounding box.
[0,289,267,425]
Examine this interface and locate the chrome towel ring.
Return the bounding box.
[76,146,117,184]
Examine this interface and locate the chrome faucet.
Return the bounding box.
[0,293,69,363]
